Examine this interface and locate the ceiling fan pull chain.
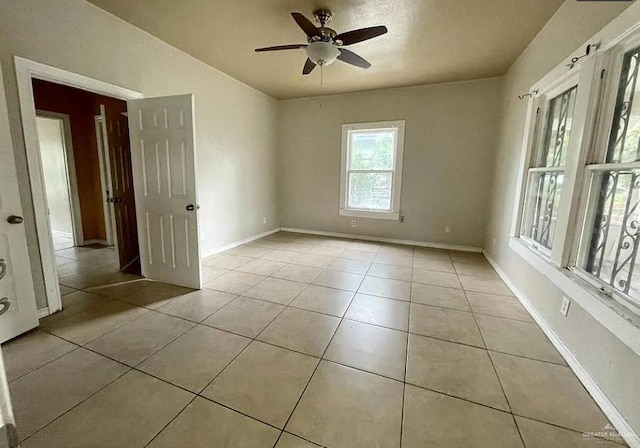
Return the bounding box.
[321,64,324,86]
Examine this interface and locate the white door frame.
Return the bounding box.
[35,110,84,247]
[14,56,142,316]
[94,114,115,247]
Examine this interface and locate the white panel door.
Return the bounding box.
[127,95,201,289]
[0,64,38,342]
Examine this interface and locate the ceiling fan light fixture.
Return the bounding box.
[306,41,340,66]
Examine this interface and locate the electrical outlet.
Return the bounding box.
[263,217,267,224]
[399,215,405,223]
[445,226,451,233]
[560,297,571,317]
[350,220,356,227]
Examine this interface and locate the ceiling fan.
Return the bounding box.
[254,9,388,75]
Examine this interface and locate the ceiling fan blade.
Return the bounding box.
[291,12,319,37]
[336,26,388,45]
[337,48,371,69]
[303,58,316,75]
[255,44,307,52]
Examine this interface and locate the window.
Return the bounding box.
[521,84,578,252]
[577,44,640,312]
[339,121,405,220]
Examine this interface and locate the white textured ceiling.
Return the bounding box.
[87,0,565,99]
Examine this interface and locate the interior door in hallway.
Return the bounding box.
[126,94,201,289]
[0,63,38,343]
[100,104,140,274]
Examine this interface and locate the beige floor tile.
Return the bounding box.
[412,269,461,289]
[308,246,344,257]
[58,267,128,290]
[324,320,407,381]
[40,291,111,328]
[260,249,301,263]
[459,274,512,296]
[491,352,609,432]
[272,264,323,283]
[345,294,409,331]
[244,277,307,305]
[236,258,287,276]
[156,289,236,322]
[358,276,411,301]
[412,257,455,273]
[402,385,523,448]
[201,265,229,283]
[205,253,252,269]
[346,241,381,252]
[55,261,88,278]
[203,341,318,428]
[121,282,193,309]
[374,253,413,267]
[147,397,279,448]
[367,263,412,281]
[410,283,470,311]
[276,433,322,448]
[515,416,624,447]
[286,361,403,448]
[320,238,352,249]
[409,303,484,347]
[59,284,77,296]
[379,244,414,257]
[11,348,127,440]
[228,245,272,258]
[312,270,364,292]
[475,314,565,364]
[327,258,371,274]
[290,285,354,317]
[86,311,194,366]
[340,249,377,262]
[413,248,451,262]
[449,252,488,263]
[258,308,340,356]
[84,278,153,299]
[139,325,250,393]
[292,253,336,268]
[22,370,193,448]
[250,239,287,250]
[2,331,76,381]
[46,300,149,345]
[454,261,496,277]
[204,271,265,294]
[280,242,315,253]
[466,291,533,322]
[202,297,284,338]
[406,334,509,410]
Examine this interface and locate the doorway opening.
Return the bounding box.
[29,76,142,314]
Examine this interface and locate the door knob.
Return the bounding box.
[0,297,10,316]
[0,259,6,280]
[113,198,122,203]
[7,215,23,224]
[186,204,200,211]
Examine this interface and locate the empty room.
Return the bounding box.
[0,0,639,447]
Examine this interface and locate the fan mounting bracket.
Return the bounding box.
[313,9,332,26]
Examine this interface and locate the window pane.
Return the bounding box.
[607,46,640,163]
[537,86,578,167]
[522,171,564,249]
[585,169,640,304]
[348,172,392,210]
[349,130,395,170]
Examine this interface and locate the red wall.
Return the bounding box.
[32,79,126,242]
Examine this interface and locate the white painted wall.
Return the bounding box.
[278,78,503,249]
[0,0,280,308]
[484,0,640,436]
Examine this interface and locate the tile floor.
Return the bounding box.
[2,232,627,447]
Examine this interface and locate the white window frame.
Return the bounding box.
[339,120,405,221]
[508,8,640,355]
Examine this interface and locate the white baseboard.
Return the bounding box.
[37,307,50,319]
[201,228,280,260]
[483,251,640,448]
[280,227,483,253]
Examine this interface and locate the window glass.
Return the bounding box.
[348,172,392,210]
[349,131,395,170]
[538,86,578,167]
[522,172,564,249]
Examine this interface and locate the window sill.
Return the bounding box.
[339,209,399,221]
[508,236,640,356]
